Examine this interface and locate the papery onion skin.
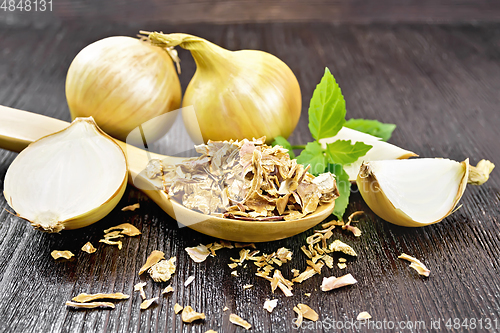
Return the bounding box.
[3,117,128,233]
[356,159,469,227]
[146,32,301,144]
[66,36,181,143]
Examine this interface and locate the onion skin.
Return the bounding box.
[66,36,181,143]
[146,32,301,144]
[356,159,469,227]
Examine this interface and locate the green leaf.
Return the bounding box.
[308,68,346,141]
[327,163,351,220]
[272,136,295,159]
[296,141,327,175]
[344,119,396,141]
[326,140,372,165]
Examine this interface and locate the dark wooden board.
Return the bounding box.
[0,22,499,333]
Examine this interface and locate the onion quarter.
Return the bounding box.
[357,158,469,227]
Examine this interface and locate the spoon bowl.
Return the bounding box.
[0,106,335,242]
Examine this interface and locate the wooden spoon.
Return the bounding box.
[0,106,335,242]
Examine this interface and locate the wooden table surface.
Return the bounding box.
[0,21,499,333]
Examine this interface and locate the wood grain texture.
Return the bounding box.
[2,0,500,28]
[0,21,499,332]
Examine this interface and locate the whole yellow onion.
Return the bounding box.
[145,32,301,144]
[66,36,182,144]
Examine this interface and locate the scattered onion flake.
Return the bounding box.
[184,275,195,287]
[273,271,294,296]
[263,299,278,313]
[181,306,206,323]
[398,253,430,277]
[321,274,358,292]
[342,211,364,237]
[162,285,174,294]
[357,311,372,320]
[229,314,252,330]
[102,230,123,240]
[293,306,304,327]
[99,239,122,249]
[185,244,210,263]
[140,297,158,310]
[121,203,140,211]
[223,306,229,312]
[243,284,253,290]
[81,242,96,254]
[205,330,218,333]
[66,301,115,309]
[174,303,183,314]
[51,250,74,260]
[134,282,147,300]
[72,292,129,303]
[296,304,319,321]
[292,267,319,284]
[139,250,165,275]
[338,263,347,269]
[329,240,357,256]
[206,242,225,255]
[148,257,176,282]
[343,225,362,237]
[104,223,141,237]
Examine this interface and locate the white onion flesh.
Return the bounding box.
[3,118,127,232]
[319,127,417,181]
[357,158,469,227]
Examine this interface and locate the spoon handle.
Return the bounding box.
[0,105,180,219]
[0,105,185,180]
[0,105,69,152]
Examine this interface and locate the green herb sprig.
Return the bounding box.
[273,68,395,220]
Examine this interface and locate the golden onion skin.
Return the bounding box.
[356,160,469,227]
[66,36,181,143]
[147,33,301,144]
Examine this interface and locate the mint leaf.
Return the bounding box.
[327,163,351,220]
[308,68,346,140]
[296,141,326,175]
[345,119,396,141]
[326,140,372,165]
[272,136,295,159]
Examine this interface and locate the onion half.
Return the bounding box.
[3,117,128,232]
[357,158,469,227]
